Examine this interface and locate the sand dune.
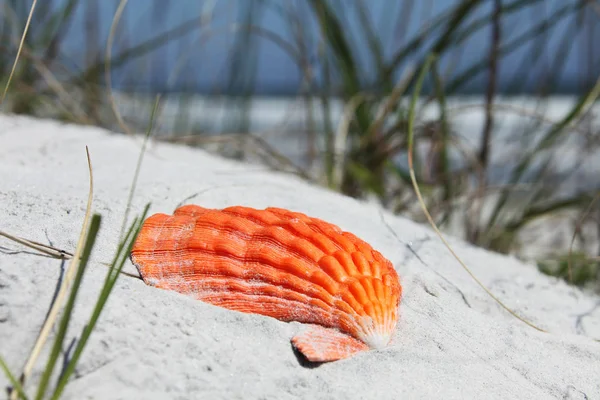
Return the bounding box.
[1,115,599,399]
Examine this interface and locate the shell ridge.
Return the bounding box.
[216,208,379,313]
[149,239,371,335]
[186,242,322,290]
[195,208,377,281]
[181,210,357,304]
[248,230,322,267]
[222,209,384,322]
[138,215,394,339]
[193,275,335,313]
[133,205,402,358]
[248,222,391,322]
[151,229,340,309]
[200,292,357,331]
[221,208,341,255]
[194,210,331,270]
[184,245,355,310]
[192,275,364,339]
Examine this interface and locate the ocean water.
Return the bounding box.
[113,93,599,192]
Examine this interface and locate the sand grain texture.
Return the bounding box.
[0,115,599,400]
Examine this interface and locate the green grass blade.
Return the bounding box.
[450,0,543,48]
[0,356,28,400]
[355,1,386,84]
[119,96,160,240]
[37,0,79,55]
[429,0,481,56]
[74,16,204,87]
[34,214,101,400]
[446,0,584,94]
[381,5,452,82]
[50,205,150,400]
[308,0,370,133]
[485,72,600,232]
[308,0,359,96]
[382,0,480,86]
[504,194,592,234]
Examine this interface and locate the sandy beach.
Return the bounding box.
[1,115,599,399]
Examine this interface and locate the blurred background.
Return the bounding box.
[1,0,600,290]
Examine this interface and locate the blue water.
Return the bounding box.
[111,93,599,196]
[38,0,600,94]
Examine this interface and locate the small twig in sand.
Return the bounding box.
[0,230,140,280]
[0,231,73,259]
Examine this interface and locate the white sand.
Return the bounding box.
[1,115,599,399]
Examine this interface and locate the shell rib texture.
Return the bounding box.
[130,205,402,362]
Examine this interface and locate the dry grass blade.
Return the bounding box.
[11,147,94,399]
[407,54,546,333]
[119,95,160,240]
[0,230,73,259]
[50,205,149,400]
[106,0,131,135]
[0,229,141,280]
[332,94,366,188]
[0,0,37,104]
[568,192,600,283]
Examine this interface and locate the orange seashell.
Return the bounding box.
[130,205,402,362]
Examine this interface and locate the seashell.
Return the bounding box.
[130,204,402,362]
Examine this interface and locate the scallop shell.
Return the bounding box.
[130,204,402,362]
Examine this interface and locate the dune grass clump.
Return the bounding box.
[2,1,599,284]
[1,10,600,396]
[1,4,600,398]
[0,4,154,396]
[0,153,149,399]
[538,252,600,290]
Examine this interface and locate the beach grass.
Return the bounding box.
[1,2,599,282]
[1,1,600,395]
[0,2,154,394]
[1,6,600,396]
